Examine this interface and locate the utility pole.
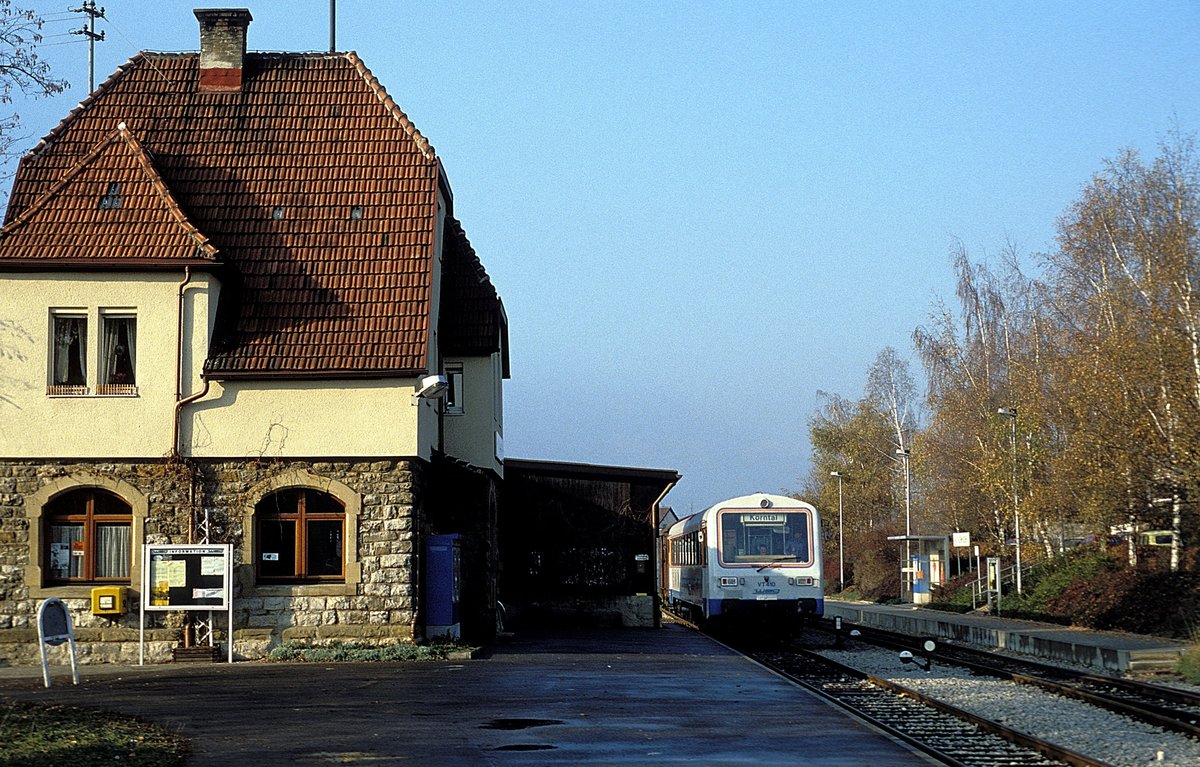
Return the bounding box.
[71,2,106,93]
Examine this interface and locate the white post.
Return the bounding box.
[831,471,845,592]
[895,449,912,599]
[998,407,1022,594]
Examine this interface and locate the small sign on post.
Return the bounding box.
[37,598,79,688]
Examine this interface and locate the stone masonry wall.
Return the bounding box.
[0,458,424,666]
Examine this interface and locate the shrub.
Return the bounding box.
[1039,568,1199,638]
[1178,630,1200,684]
[845,528,903,603]
[267,640,460,662]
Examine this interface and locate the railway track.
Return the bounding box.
[746,643,1111,767]
[665,608,1115,767]
[818,620,1200,739]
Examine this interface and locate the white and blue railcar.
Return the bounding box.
[664,493,823,623]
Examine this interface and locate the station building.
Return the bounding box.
[0,9,512,663]
[0,8,682,666]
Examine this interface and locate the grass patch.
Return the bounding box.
[266,640,465,662]
[0,698,188,767]
[1178,627,1200,684]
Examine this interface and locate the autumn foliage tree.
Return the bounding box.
[806,133,1200,591]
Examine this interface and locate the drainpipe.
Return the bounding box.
[172,266,212,457]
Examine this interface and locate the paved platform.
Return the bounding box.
[1,624,938,766]
[824,600,1189,673]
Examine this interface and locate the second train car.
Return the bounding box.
[663,492,823,626]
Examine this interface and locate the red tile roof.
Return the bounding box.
[0,51,500,378]
[0,123,218,265]
[440,218,509,377]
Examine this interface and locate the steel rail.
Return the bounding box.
[821,620,1200,739]
[754,646,1114,767]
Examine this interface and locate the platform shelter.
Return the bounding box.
[886,535,950,604]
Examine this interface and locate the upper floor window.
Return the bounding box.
[444,364,464,415]
[99,314,137,395]
[48,309,138,397]
[256,489,345,583]
[44,489,132,584]
[51,313,88,395]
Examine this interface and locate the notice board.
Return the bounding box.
[142,544,232,611]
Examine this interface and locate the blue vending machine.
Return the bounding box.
[425,534,461,640]
[912,553,931,604]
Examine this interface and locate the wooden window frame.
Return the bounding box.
[256,489,346,583]
[43,489,132,585]
[97,311,138,396]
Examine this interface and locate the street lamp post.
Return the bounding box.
[830,471,845,592]
[997,407,1022,594]
[895,448,912,598]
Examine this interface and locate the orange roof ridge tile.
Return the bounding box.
[111,123,219,259]
[345,51,435,160]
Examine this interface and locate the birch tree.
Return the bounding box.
[0,1,68,162]
[1046,134,1200,571]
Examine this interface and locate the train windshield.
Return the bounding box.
[717,510,811,565]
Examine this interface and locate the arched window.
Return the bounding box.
[44,489,132,583]
[256,489,345,582]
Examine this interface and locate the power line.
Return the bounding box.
[37,39,88,48]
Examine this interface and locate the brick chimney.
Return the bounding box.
[195,8,253,92]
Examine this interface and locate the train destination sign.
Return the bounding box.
[740,513,786,525]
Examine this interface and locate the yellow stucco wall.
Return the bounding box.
[0,270,440,461]
[0,270,217,457]
[184,378,430,459]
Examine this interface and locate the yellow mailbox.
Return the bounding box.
[90,586,127,616]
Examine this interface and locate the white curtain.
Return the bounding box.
[102,316,136,384]
[53,317,87,386]
[126,318,136,373]
[102,318,117,382]
[96,525,131,578]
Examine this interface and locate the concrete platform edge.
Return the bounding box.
[824,601,1187,673]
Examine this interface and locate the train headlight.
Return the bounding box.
[719,577,739,587]
[787,578,795,586]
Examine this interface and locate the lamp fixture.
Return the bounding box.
[412,374,448,404]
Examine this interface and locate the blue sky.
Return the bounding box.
[9,2,1200,516]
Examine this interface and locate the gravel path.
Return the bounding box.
[814,645,1200,767]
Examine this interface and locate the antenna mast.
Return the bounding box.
[330,0,337,52]
[71,2,106,93]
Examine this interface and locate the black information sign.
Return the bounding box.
[142,545,231,611]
